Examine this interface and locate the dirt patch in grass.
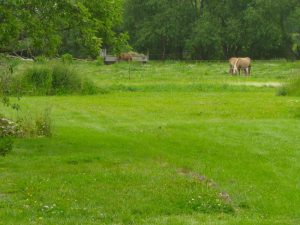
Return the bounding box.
[177,168,233,204]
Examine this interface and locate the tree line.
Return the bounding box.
[1,0,300,60]
[123,0,300,59]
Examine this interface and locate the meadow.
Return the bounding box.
[0,60,300,224]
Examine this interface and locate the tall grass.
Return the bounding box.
[16,107,53,137]
[277,76,300,96]
[0,117,21,156]
[21,63,97,95]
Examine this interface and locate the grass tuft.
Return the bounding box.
[277,76,300,96]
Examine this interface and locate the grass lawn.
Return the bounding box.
[0,60,300,224]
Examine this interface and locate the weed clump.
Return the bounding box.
[24,66,53,95]
[35,55,47,63]
[277,76,300,96]
[61,53,73,64]
[0,117,22,156]
[34,107,52,137]
[96,56,104,65]
[0,137,13,156]
[10,106,53,138]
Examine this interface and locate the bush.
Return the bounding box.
[51,64,81,94]
[35,107,52,137]
[15,107,53,137]
[0,137,13,156]
[81,79,99,95]
[21,63,97,95]
[35,55,47,63]
[23,66,53,95]
[0,56,20,97]
[277,87,288,96]
[0,117,22,156]
[0,117,22,137]
[61,53,73,64]
[277,76,300,96]
[96,56,104,65]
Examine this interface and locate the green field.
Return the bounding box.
[1,60,300,224]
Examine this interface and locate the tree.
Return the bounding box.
[0,2,21,53]
[0,0,127,58]
[124,0,196,59]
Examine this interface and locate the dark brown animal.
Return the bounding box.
[118,53,132,61]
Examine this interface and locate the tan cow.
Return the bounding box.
[232,57,251,76]
[229,57,238,74]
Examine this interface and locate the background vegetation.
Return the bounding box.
[124,0,300,59]
[0,0,126,58]
[1,0,300,59]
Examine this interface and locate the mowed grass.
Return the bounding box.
[1,60,300,224]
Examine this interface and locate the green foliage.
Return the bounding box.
[0,1,124,58]
[0,117,21,156]
[51,64,81,94]
[124,0,300,59]
[35,107,52,137]
[0,137,13,156]
[21,63,97,95]
[0,117,22,137]
[13,107,53,138]
[2,0,300,60]
[112,32,132,55]
[81,79,99,95]
[96,56,104,65]
[35,55,47,64]
[186,14,223,59]
[0,2,21,52]
[23,66,53,95]
[0,56,21,110]
[277,76,300,96]
[288,7,300,58]
[124,0,194,59]
[61,53,73,64]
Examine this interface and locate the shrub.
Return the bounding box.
[0,56,20,97]
[51,64,81,94]
[35,107,52,137]
[15,107,53,137]
[81,79,99,95]
[96,56,104,65]
[0,117,22,156]
[277,76,300,96]
[35,55,47,63]
[277,87,288,96]
[0,117,22,137]
[61,53,73,64]
[21,63,96,95]
[0,137,13,156]
[23,66,53,95]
